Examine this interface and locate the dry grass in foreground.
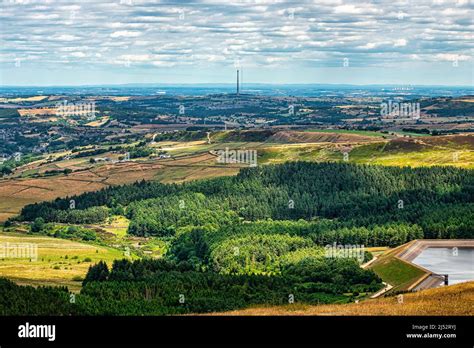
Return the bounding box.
[208,281,474,316]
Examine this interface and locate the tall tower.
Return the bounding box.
[236,69,240,95]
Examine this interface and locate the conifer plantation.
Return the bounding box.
[2,162,472,315]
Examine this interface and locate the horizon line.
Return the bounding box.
[1,83,473,88]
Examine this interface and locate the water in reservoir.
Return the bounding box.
[412,247,474,285]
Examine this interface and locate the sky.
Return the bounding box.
[0,0,473,86]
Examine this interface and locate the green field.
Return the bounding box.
[100,215,129,238]
[258,144,328,164]
[0,231,128,291]
[371,255,426,292]
[258,141,474,169]
[305,129,431,138]
[305,129,388,137]
[345,143,474,168]
[95,216,169,257]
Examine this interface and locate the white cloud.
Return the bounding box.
[110,31,141,38]
[70,52,86,58]
[119,54,150,62]
[394,39,407,47]
[0,0,472,81]
[152,61,176,67]
[435,53,471,61]
[55,34,79,41]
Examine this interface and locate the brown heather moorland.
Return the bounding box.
[0,152,239,222]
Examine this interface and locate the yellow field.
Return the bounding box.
[85,116,110,127]
[17,108,57,117]
[0,197,33,223]
[259,135,474,169]
[269,130,385,143]
[109,96,131,102]
[100,216,129,238]
[209,281,474,316]
[0,96,48,103]
[453,99,474,103]
[0,232,127,292]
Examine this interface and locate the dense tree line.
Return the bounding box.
[30,218,97,241]
[22,206,109,225]
[0,253,382,315]
[210,234,312,275]
[16,163,474,277]
[20,180,180,220]
[76,258,381,314]
[126,193,240,237]
[9,162,472,314]
[209,220,424,248]
[18,162,473,240]
[15,162,473,275]
[0,279,71,315]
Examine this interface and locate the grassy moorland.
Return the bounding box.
[259,134,474,168]
[304,129,388,137]
[0,231,127,292]
[1,132,471,222]
[209,281,474,316]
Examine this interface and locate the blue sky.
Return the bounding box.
[1,0,473,86]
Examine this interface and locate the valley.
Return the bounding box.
[1,130,472,222]
[0,89,472,316]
